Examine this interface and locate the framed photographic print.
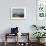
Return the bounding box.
[10,7,26,19]
[37,0,46,20]
[36,0,46,27]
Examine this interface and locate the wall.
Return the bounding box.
[0,0,36,42]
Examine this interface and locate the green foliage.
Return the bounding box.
[32,25,39,30]
[40,26,45,29]
[32,25,45,30]
[39,13,44,17]
[33,32,46,39]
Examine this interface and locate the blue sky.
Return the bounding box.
[12,9,24,14]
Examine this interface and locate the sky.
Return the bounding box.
[12,9,24,14]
